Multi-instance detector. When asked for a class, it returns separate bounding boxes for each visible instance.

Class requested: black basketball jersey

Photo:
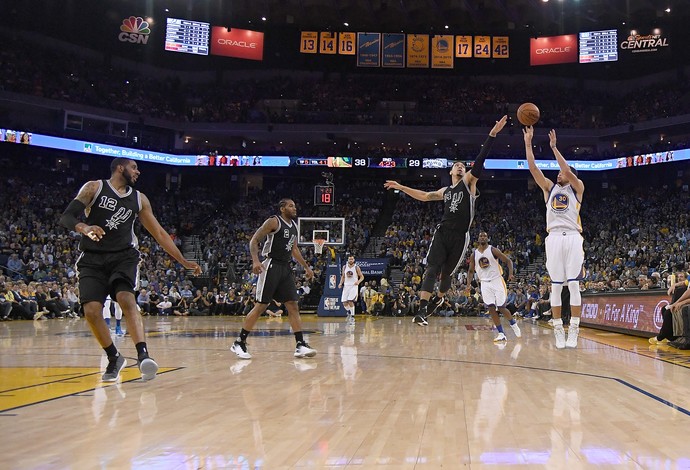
[440,180,476,233]
[80,180,141,253]
[261,215,297,263]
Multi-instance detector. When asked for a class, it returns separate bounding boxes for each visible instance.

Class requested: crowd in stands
[2,31,689,134]
[1,148,689,333]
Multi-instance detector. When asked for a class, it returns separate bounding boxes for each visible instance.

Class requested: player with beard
[60,158,202,382]
[384,115,508,326]
[466,231,521,342]
[524,127,585,349]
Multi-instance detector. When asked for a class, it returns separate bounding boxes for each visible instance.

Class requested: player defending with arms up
[231,198,316,359]
[466,231,521,342]
[384,116,508,326]
[60,158,202,382]
[524,127,585,349]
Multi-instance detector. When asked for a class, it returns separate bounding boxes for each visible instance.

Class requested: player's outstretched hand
[184,261,202,276]
[489,115,508,137]
[549,129,558,148]
[384,180,402,191]
[305,266,314,280]
[523,126,534,143]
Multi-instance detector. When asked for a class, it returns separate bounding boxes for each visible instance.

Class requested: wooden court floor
[1,315,690,469]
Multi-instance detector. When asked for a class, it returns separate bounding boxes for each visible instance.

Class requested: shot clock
[314,185,335,206]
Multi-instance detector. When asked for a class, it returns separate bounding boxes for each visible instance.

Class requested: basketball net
[313,238,326,255]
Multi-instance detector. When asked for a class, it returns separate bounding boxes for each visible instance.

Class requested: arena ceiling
[212,0,683,34]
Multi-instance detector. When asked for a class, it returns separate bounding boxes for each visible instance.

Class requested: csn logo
[536,46,571,54]
[118,16,151,44]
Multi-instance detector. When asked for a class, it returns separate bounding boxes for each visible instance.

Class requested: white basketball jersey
[474,246,502,282]
[343,263,358,286]
[546,184,582,233]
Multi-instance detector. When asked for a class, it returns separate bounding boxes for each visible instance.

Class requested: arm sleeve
[470,135,496,178]
[59,199,86,231]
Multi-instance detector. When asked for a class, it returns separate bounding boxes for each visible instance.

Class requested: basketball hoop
[313,238,326,255]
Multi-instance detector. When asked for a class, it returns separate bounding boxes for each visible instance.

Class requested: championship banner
[473,36,491,58]
[210,27,264,61]
[530,34,577,65]
[431,35,454,69]
[492,36,509,58]
[300,31,318,53]
[357,32,381,67]
[319,32,336,54]
[455,35,472,58]
[339,32,356,55]
[382,33,405,68]
[619,28,671,56]
[407,34,429,68]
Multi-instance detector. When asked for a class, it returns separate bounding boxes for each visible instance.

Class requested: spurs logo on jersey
[445,191,464,213]
[105,207,133,230]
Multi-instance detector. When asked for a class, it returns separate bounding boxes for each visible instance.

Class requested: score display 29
[314,185,335,206]
[352,158,423,168]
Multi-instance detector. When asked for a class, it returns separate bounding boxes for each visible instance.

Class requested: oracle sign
[530,35,577,65]
[211,27,264,60]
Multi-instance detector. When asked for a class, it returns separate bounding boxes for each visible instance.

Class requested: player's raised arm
[384,180,445,201]
[523,126,553,198]
[549,129,585,197]
[464,115,507,186]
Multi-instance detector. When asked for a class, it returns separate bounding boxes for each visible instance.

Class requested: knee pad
[568,281,581,306]
[421,264,441,293]
[550,283,563,307]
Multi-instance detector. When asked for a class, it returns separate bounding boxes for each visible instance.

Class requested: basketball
[517,102,540,126]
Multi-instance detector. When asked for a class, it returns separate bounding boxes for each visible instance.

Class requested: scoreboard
[579,29,618,63]
[165,18,210,55]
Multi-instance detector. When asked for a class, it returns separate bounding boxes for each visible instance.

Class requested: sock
[135,342,148,358]
[104,343,118,360]
[116,319,121,328]
[571,317,580,327]
[419,299,429,313]
[294,331,304,344]
[105,317,110,327]
[509,319,516,325]
[553,318,563,328]
[239,328,250,343]
[496,325,504,334]
[349,306,355,316]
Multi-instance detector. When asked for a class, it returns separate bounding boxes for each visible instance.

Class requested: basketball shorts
[424,226,470,276]
[76,248,141,305]
[545,231,585,284]
[480,277,507,307]
[255,259,299,304]
[341,285,359,303]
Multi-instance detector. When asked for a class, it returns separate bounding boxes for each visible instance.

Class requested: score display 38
[352,158,422,168]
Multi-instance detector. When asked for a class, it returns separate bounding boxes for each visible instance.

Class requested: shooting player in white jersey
[466,232,521,342]
[524,127,585,349]
[338,255,364,323]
